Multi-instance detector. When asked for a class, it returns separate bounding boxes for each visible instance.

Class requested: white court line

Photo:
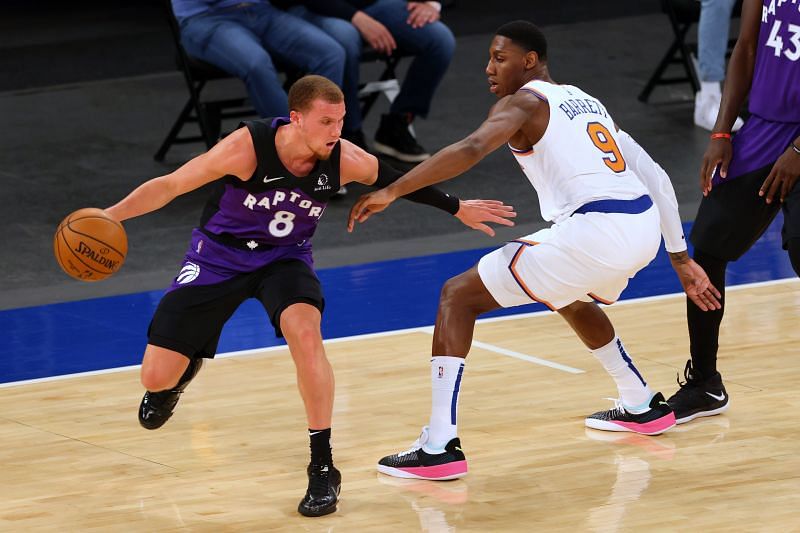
[1,277,796,389]
[469,340,584,374]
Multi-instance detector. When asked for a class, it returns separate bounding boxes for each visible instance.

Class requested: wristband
[791,142,800,155]
[710,133,732,140]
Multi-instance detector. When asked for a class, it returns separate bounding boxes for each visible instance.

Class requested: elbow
[456,136,488,165]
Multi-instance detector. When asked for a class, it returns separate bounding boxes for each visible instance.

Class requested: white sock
[699,81,721,97]
[427,356,465,448]
[591,337,653,412]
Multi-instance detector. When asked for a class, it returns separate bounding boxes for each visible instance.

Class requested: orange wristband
[710,132,732,140]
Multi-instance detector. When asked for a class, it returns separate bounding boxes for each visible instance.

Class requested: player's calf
[139,358,204,430]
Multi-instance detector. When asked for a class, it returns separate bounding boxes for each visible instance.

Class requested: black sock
[309,428,332,466]
[687,249,727,379]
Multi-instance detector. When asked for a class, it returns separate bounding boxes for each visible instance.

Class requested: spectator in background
[284,0,455,163]
[694,0,744,131]
[171,0,345,119]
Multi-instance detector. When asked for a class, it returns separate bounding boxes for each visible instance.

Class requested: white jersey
[510,80,648,223]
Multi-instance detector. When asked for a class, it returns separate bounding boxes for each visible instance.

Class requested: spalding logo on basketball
[176,262,201,285]
[54,207,127,282]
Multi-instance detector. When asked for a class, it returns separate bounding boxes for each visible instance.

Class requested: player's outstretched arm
[340,140,516,235]
[105,128,257,222]
[347,93,534,228]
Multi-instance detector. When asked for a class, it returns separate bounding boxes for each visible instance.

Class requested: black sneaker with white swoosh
[666,360,730,424]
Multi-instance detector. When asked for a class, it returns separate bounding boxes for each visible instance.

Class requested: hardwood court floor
[1,280,798,531]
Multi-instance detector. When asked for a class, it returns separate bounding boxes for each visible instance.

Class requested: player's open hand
[759,145,800,204]
[700,138,733,196]
[347,188,398,232]
[670,256,722,311]
[454,199,516,237]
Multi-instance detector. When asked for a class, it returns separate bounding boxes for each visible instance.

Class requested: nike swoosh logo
[706,391,726,401]
[455,446,462,452]
[263,176,287,183]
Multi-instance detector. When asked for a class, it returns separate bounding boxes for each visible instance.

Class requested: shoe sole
[377,462,467,481]
[675,402,730,425]
[297,485,341,517]
[372,141,431,163]
[585,413,676,436]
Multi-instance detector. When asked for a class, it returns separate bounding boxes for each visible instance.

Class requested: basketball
[53,207,127,281]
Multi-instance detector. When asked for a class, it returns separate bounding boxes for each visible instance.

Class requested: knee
[334,25,362,60]
[422,24,455,64]
[281,310,323,359]
[140,365,179,392]
[440,273,492,316]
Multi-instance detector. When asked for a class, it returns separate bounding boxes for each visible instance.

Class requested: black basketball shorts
[147,259,325,359]
[690,163,800,261]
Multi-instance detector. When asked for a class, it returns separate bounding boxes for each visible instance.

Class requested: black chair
[639,0,741,103]
[155,1,407,161]
[638,0,702,103]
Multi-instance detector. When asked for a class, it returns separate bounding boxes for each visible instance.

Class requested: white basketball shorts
[478,205,661,310]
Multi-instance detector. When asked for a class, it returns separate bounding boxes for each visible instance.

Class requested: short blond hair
[288,75,344,113]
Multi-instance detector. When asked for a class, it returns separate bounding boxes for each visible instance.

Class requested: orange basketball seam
[64,223,127,257]
[58,227,115,277]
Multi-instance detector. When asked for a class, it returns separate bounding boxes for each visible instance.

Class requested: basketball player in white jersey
[347,20,722,480]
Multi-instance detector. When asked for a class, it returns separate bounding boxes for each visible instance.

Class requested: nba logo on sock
[438,366,444,378]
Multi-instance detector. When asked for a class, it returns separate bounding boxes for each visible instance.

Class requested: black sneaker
[378,426,468,480]
[138,358,204,430]
[667,360,729,424]
[373,113,431,163]
[585,392,676,435]
[298,463,341,517]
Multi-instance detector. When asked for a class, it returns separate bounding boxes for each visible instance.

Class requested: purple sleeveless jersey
[167,117,343,291]
[714,0,800,184]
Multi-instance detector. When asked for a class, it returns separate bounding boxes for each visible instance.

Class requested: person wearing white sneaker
[694,0,744,131]
[351,22,725,479]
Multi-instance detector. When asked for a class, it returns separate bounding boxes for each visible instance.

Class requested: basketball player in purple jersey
[103,76,515,516]
[667,0,800,424]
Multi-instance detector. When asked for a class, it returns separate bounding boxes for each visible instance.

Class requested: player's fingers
[689,293,709,312]
[765,172,782,204]
[760,169,777,200]
[781,174,792,202]
[706,281,721,300]
[488,215,515,227]
[474,223,495,237]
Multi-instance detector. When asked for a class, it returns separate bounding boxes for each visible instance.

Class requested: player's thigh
[690,164,781,260]
[478,211,658,311]
[256,259,325,338]
[148,276,253,360]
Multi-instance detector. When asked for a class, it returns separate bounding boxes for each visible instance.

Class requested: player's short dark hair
[288,75,344,113]
[495,20,547,61]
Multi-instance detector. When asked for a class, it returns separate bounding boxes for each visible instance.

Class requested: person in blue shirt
[171,0,346,118]
[283,0,455,163]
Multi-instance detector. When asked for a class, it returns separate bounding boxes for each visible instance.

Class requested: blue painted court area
[2,218,794,384]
